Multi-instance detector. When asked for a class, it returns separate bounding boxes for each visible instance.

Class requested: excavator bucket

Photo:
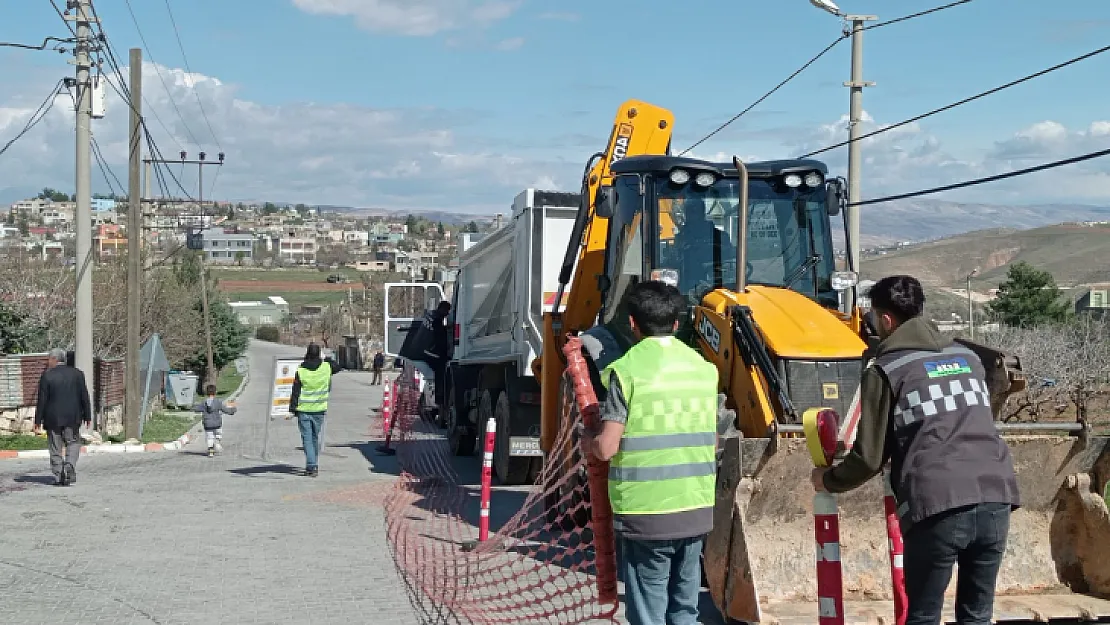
[705,431,1110,624]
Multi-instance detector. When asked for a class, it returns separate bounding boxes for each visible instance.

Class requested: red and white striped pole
[376,379,399,455]
[804,408,844,625]
[478,416,496,542]
[883,470,908,625]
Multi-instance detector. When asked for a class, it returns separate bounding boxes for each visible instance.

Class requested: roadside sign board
[269,357,302,418]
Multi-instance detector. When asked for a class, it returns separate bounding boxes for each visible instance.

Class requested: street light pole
[811,1,876,310]
[966,268,979,340]
[845,14,876,286]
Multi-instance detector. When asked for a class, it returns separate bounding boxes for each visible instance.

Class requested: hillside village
[4,189,502,347]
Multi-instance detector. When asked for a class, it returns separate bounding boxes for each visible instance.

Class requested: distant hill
[860,222,1110,318]
[840,199,1110,248]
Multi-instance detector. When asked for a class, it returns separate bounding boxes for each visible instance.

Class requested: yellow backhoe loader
[535,99,1110,623]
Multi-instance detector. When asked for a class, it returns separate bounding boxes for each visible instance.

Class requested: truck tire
[491,391,533,486]
[446,376,476,456]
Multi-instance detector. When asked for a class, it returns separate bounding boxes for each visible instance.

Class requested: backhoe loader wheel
[492,391,533,485]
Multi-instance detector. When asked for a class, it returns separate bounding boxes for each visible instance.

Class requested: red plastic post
[377,379,399,454]
[478,417,496,542]
[813,409,844,625]
[378,383,392,436]
[883,471,908,625]
[562,335,618,610]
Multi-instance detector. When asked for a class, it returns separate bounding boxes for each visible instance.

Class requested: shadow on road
[13,474,56,485]
[227,463,302,477]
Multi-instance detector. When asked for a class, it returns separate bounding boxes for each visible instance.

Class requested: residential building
[275,235,316,265]
[369,221,406,245]
[459,232,485,253]
[229,296,290,327]
[200,227,255,264]
[95,224,127,259]
[1077,289,1109,319]
[343,230,369,246]
[92,198,117,212]
[349,260,390,272]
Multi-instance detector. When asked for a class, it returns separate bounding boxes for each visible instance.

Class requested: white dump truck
[442,189,581,485]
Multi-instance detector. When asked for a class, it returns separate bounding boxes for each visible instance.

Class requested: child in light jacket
[193,384,237,457]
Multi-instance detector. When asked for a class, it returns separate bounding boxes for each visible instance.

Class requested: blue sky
[1,0,1108,211]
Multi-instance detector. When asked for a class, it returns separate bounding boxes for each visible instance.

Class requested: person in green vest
[289,343,342,477]
[580,280,720,625]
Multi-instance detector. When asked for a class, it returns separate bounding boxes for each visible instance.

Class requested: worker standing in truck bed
[812,275,1021,625]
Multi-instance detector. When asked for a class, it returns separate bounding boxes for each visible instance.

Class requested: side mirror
[595,185,616,219]
[826,179,844,216]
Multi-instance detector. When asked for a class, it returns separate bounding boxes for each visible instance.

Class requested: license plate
[508,437,543,457]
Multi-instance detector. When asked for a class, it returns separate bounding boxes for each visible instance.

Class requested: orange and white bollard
[376,379,398,455]
[804,408,844,625]
[883,471,908,625]
[478,417,496,542]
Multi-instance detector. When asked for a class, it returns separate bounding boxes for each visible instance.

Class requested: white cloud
[291,0,521,37]
[777,112,1110,205]
[495,37,525,51]
[3,60,1109,214]
[537,11,580,21]
[0,62,573,212]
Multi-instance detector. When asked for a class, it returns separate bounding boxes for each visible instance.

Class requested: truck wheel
[492,391,532,486]
[447,376,476,456]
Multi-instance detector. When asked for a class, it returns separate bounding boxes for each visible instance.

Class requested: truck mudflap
[705,434,1110,624]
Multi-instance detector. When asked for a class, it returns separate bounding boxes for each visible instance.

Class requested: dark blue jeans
[297,411,326,469]
[903,502,1011,625]
[618,534,704,625]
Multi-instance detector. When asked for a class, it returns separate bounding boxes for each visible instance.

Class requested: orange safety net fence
[379,365,619,625]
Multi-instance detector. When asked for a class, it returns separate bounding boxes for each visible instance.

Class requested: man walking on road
[812,275,1021,625]
[371,351,385,385]
[289,343,342,477]
[580,281,719,625]
[32,348,92,487]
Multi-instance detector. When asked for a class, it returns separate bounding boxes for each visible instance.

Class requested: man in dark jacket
[32,348,92,486]
[422,301,452,407]
[811,275,1020,625]
[289,343,342,476]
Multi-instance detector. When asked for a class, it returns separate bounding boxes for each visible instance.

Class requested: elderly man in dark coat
[32,348,92,486]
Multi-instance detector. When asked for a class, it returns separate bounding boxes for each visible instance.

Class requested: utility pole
[125,47,143,439]
[71,0,96,412]
[147,153,223,386]
[845,14,876,286]
[966,268,979,340]
[348,287,355,335]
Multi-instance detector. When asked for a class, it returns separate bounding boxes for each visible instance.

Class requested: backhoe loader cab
[596,155,854,325]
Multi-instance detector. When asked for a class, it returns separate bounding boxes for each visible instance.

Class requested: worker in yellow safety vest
[580,280,719,625]
[289,343,342,477]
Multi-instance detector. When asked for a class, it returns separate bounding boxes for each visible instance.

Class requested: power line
[678,34,847,156]
[849,147,1110,208]
[0,80,63,159]
[0,36,74,51]
[120,0,201,149]
[91,135,126,195]
[88,1,185,154]
[47,0,78,37]
[798,42,1110,159]
[84,19,198,203]
[863,0,973,31]
[163,0,222,150]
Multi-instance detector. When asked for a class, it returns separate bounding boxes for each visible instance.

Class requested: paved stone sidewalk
[0,340,418,625]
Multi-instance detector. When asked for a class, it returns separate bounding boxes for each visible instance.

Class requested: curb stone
[0,428,198,461]
[0,361,250,461]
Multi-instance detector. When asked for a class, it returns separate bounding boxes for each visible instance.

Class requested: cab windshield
[655,176,837,306]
